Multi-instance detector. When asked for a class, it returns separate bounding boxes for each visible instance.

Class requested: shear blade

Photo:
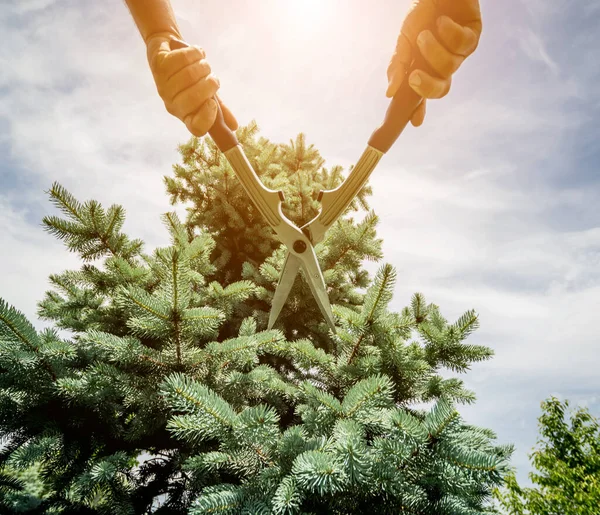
[268,252,301,330]
[299,246,336,331]
[268,247,336,332]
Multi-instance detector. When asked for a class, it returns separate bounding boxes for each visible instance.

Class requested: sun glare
[280,0,334,34]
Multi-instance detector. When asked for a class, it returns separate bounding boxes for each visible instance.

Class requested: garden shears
[170,39,434,332]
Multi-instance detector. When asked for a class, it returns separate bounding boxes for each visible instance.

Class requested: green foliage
[494,396,600,514]
[166,124,381,343]
[162,370,510,514]
[0,123,511,512]
[0,462,57,513]
[43,182,143,262]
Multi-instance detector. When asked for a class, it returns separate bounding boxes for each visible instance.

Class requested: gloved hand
[386,0,482,127]
[145,33,238,136]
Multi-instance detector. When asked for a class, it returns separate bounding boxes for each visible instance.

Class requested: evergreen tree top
[0,123,511,513]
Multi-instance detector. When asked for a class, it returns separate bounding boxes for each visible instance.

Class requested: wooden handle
[368,43,439,153]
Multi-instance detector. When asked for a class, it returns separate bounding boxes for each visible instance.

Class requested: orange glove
[386,0,483,127]
[145,33,238,137]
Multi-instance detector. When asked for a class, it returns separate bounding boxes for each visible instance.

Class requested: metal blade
[299,246,336,332]
[268,252,301,330]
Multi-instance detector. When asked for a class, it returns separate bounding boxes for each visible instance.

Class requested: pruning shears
[170,39,433,332]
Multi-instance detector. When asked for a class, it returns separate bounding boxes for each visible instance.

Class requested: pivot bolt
[293,240,307,253]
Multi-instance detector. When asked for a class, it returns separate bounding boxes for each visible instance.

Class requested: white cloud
[517,28,560,75]
[6,0,60,15]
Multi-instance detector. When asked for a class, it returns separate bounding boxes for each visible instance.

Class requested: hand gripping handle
[168,38,287,232]
[169,38,238,153]
[368,40,440,154]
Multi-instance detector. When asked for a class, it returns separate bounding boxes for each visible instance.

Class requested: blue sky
[1,0,599,490]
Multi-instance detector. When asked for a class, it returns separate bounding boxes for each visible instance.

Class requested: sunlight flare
[279,0,335,35]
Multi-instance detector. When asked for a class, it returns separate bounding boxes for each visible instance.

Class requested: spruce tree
[0,122,512,513]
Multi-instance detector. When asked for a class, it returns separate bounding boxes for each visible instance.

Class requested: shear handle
[168,38,238,153]
[368,40,441,154]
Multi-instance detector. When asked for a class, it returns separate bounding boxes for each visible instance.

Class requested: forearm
[124,0,182,43]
